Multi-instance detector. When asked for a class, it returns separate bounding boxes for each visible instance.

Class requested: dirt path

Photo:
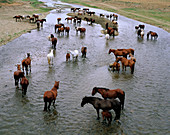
[0,1,50,46]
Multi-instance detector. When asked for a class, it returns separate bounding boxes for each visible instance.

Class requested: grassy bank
[60,0,170,32]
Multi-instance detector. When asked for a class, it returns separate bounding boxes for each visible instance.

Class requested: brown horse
[108,49,128,58]
[109,61,120,73]
[33,14,39,20]
[14,64,24,88]
[81,47,87,58]
[22,53,31,75]
[58,27,65,35]
[147,31,158,40]
[75,27,86,35]
[66,53,70,61]
[20,76,29,95]
[64,27,70,35]
[43,81,59,111]
[65,17,73,23]
[92,87,125,110]
[13,15,23,22]
[116,57,135,74]
[57,18,61,24]
[51,37,57,49]
[101,110,112,125]
[54,23,64,33]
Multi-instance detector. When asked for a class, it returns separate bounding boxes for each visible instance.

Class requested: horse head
[108,49,115,54]
[81,96,89,107]
[92,87,98,96]
[54,81,59,89]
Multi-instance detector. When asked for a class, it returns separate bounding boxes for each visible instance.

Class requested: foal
[101,110,112,125]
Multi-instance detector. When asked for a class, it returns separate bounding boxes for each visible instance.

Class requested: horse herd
[13,6,158,125]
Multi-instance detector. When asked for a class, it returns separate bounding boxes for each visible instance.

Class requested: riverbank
[60,0,170,33]
[0,0,53,46]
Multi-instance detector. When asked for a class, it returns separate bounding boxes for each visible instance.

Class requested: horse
[116,57,135,74]
[139,24,145,29]
[101,110,112,125]
[75,27,86,35]
[47,49,54,66]
[55,23,64,33]
[108,49,128,58]
[81,96,121,120]
[84,17,91,24]
[113,14,118,20]
[33,14,39,20]
[81,47,87,58]
[67,50,79,60]
[13,15,23,22]
[43,81,59,111]
[147,31,158,40]
[39,19,46,27]
[109,61,120,73]
[92,87,125,110]
[58,27,65,35]
[14,64,24,88]
[137,29,144,39]
[117,48,134,55]
[22,53,31,75]
[51,36,57,49]
[20,76,29,95]
[66,53,70,61]
[57,18,61,24]
[65,17,73,23]
[29,17,34,23]
[36,20,40,29]
[64,27,70,35]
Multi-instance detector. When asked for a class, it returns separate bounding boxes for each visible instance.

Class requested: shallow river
[0,0,169,134]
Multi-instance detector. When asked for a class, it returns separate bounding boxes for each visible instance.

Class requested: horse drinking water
[43,81,59,111]
[92,87,125,110]
[81,96,121,120]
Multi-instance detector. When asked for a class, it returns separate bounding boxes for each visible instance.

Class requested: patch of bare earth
[0,1,49,46]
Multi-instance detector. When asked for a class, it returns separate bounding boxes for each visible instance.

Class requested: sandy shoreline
[0,1,50,46]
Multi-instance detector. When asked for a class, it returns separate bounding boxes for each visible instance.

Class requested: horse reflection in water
[81,96,121,120]
[43,81,60,111]
[92,87,125,110]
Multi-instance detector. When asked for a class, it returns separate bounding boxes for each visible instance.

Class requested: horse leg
[48,101,51,111]
[53,100,56,108]
[15,79,19,88]
[122,64,124,71]
[44,102,48,111]
[96,109,100,120]
[29,64,31,73]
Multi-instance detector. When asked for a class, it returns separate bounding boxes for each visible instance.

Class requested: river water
[0,0,169,134]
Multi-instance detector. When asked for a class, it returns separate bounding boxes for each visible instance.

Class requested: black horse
[81,96,121,120]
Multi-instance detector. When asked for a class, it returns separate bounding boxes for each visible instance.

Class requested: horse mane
[94,87,110,91]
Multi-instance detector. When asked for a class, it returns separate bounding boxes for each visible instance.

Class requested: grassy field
[60,0,170,32]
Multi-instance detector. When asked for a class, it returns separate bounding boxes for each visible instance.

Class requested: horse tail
[122,91,125,110]
[47,57,50,65]
[131,63,135,74]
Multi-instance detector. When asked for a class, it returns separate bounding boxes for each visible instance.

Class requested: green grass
[0,0,13,3]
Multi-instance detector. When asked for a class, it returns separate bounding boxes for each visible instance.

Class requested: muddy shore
[0,0,51,46]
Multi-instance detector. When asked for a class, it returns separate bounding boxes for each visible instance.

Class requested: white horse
[47,49,54,66]
[105,34,110,40]
[67,50,79,60]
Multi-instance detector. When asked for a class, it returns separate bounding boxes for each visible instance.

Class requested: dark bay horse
[20,76,29,95]
[92,87,125,110]
[50,34,57,49]
[22,53,31,75]
[81,96,121,120]
[14,64,24,88]
[43,81,59,111]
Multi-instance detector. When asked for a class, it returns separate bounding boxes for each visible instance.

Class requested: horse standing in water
[14,64,24,88]
[47,49,54,66]
[22,53,31,75]
[147,31,158,40]
[109,61,120,73]
[137,29,144,39]
[92,87,125,110]
[20,76,29,95]
[81,96,121,120]
[43,81,59,111]
[81,47,87,58]
[50,34,57,49]
[101,110,112,125]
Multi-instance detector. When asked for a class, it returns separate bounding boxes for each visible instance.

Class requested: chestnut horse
[55,23,64,33]
[75,27,86,35]
[109,61,120,73]
[14,64,24,88]
[116,57,135,74]
[43,81,59,111]
[50,34,57,49]
[147,31,158,40]
[81,47,87,58]
[22,53,31,75]
[92,87,125,110]
[101,110,112,125]
[65,17,73,23]
[64,27,70,35]
[20,76,29,95]
[108,49,128,58]
[66,53,70,61]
